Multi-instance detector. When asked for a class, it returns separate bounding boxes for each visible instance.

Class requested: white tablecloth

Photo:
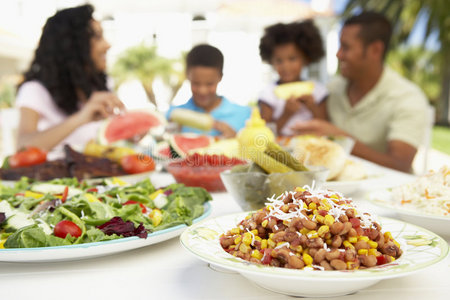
[1,167,449,300]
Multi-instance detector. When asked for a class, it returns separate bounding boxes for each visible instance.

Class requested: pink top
[15,81,102,152]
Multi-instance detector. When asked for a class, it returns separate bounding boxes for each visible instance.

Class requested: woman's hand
[74,91,125,125]
[213,120,236,138]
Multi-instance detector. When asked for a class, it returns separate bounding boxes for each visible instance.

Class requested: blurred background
[0,0,449,163]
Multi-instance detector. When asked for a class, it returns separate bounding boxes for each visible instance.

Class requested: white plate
[368,189,450,238]
[180,212,449,298]
[0,202,211,263]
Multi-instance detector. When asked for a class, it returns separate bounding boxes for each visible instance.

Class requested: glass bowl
[166,157,247,192]
[220,167,329,211]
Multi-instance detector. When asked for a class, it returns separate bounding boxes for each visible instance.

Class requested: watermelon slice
[98,110,166,144]
[152,141,172,161]
[169,133,212,158]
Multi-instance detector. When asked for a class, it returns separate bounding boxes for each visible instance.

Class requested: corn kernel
[261,220,268,228]
[358,236,369,242]
[368,241,378,249]
[324,215,335,226]
[234,236,242,245]
[300,228,309,235]
[307,230,318,238]
[384,232,393,240]
[390,256,396,262]
[251,250,263,260]
[368,249,378,256]
[316,215,325,224]
[245,215,251,220]
[276,242,288,248]
[318,225,329,237]
[343,241,355,249]
[242,232,253,245]
[348,237,358,243]
[230,227,240,235]
[283,220,290,226]
[393,240,400,248]
[326,239,332,245]
[254,236,262,242]
[330,194,339,199]
[358,249,368,255]
[296,187,305,192]
[303,253,313,265]
[303,203,308,209]
[281,205,289,213]
[232,252,238,257]
[267,239,276,248]
[269,233,274,239]
[261,239,268,249]
[292,245,303,253]
[250,229,258,235]
[313,209,318,215]
[308,202,317,210]
[239,243,250,253]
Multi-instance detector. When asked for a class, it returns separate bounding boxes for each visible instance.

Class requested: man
[291,11,429,172]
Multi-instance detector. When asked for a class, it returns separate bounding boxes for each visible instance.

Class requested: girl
[258,20,327,136]
[15,4,124,152]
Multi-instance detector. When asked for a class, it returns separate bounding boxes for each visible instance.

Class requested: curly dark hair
[259,20,325,64]
[21,4,107,115]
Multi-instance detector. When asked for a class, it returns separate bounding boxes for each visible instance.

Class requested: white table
[0,169,449,300]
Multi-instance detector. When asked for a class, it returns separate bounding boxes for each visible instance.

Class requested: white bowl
[180,212,449,298]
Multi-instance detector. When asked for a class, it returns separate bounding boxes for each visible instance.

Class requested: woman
[15,4,124,152]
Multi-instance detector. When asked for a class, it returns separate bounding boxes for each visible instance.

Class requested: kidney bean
[339,215,349,223]
[346,209,355,218]
[330,259,347,270]
[344,248,357,262]
[331,235,342,248]
[325,249,341,261]
[340,222,353,235]
[288,255,305,269]
[301,218,317,230]
[250,257,262,264]
[284,231,298,243]
[368,228,380,240]
[220,237,234,248]
[381,241,400,257]
[359,254,377,267]
[320,260,333,270]
[268,218,277,229]
[306,238,324,248]
[298,235,308,247]
[270,258,281,267]
[309,248,318,257]
[354,240,370,251]
[273,248,290,264]
[347,228,357,237]
[314,248,327,263]
[376,233,385,247]
[330,222,344,235]
[256,225,266,236]
[290,217,303,231]
[272,231,287,243]
[253,211,266,224]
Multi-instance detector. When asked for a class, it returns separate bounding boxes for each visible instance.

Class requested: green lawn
[432,126,450,155]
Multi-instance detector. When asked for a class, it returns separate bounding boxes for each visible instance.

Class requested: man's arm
[290,119,416,173]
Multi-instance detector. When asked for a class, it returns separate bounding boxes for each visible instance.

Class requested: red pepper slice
[61,186,69,203]
[86,188,98,193]
[123,200,147,213]
[14,193,25,196]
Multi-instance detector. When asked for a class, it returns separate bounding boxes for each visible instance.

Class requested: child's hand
[213,120,236,138]
[297,94,315,111]
[283,97,302,116]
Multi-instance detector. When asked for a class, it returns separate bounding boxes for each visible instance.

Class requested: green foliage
[0,78,16,108]
[387,46,441,102]
[432,126,450,155]
[111,44,185,107]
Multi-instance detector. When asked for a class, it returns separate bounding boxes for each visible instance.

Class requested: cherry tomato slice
[54,220,82,238]
[120,154,155,174]
[9,147,47,168]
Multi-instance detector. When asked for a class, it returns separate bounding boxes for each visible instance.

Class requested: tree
[112,44,185,108]
[342,0,450,125]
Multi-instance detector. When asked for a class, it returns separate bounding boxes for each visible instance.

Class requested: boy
[166,44,251,138]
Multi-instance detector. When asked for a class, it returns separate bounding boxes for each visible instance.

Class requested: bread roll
[292,137,346,180]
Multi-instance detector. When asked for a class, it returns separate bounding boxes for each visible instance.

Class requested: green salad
[0,177,212,249]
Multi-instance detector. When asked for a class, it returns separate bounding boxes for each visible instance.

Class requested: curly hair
[22,4,107,115]
[259,20,325,64]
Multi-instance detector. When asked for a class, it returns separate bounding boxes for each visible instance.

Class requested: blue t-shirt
[166,97,251,136]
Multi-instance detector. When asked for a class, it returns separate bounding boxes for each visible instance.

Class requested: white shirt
[15,81,102,153]
[258,80,328,136]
